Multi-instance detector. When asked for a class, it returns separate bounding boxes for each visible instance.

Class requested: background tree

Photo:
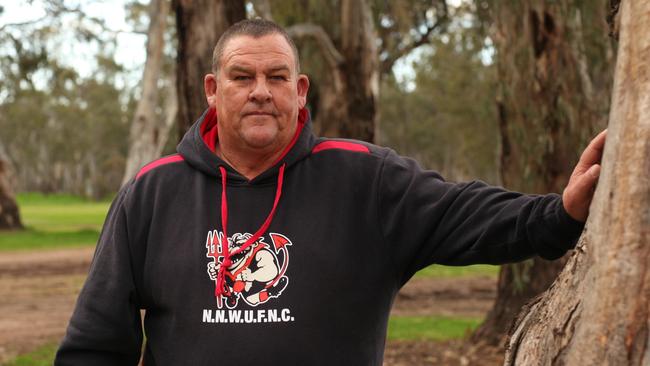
[274,0,455,143]
[378,2,499,182]
[173,0,246,138]
[0,147,23,230]
[0,6,23,229]
[277,0,378,142]
[372,0,450,78]
[505,1,650,362]
[471,0,616,345]
[0,3,132,199]
[122,0,176,185]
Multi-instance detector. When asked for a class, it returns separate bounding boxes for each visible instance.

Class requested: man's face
[204,34,309,154]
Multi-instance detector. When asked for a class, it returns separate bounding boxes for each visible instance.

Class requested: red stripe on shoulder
[135,155,185,180]
[312,141,370,154]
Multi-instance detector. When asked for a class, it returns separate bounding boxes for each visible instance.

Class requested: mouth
[228,247,252,269]
[243,111,276,117]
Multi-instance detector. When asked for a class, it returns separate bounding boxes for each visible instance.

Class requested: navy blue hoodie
[55,108,583,365]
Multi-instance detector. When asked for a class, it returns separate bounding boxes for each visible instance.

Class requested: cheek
[274,89,298,110]
[218,89,247,112]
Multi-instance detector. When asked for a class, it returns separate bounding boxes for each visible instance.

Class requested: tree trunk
[0,141,23,230]
[287,0,378,143]
[473,0,615,345]
[474,258,567,346]
[337,0,379,142]
[505,1,649,363]
[173,0,245,140]
[122,0,172,185]
[0,159,23,230]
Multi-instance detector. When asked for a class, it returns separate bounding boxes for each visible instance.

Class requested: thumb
[564,164,601,221]
[586,164,601,183]
[576,164,601,198]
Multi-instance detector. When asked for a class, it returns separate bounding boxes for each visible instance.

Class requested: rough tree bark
[287,0,379,142]
[173,0,245,139]
[473,0,615,345]
[122,0,174,185]
[0,160,23,230]
[505,0,649,363]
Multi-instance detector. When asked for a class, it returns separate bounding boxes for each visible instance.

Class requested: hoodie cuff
[530,195,585,260]
[552,196,585,250]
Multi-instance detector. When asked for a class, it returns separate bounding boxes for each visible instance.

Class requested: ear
[296,74,310,109]
[204,73,218,108]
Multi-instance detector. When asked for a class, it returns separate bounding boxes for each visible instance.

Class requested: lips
[242,106,278,117]
[244,111,276,116]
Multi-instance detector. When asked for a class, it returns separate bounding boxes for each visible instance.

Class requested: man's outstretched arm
[377,132,608,283]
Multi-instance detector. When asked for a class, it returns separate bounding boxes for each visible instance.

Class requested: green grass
[2,316,480,364]
[16,193,110,232]
[2,343,57,366]
[415,264,499,278]
[0,193,111,251]
[0,229,101,251]
[15,192,100,205]
[387,316,482,341]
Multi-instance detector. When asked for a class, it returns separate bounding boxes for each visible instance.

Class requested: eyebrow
[226,65,254,74]
[267,65,291,73]
[226,64,291,74]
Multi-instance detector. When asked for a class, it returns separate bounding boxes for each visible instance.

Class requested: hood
[177,107,316,184]
[177,107,315,307]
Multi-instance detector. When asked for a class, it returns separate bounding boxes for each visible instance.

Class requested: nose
[249,77,272,103]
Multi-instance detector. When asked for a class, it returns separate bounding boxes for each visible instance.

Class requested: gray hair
[212,18,300,74]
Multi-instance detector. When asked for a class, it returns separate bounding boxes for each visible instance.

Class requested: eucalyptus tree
[173,0,246,138]
[505,1,650,363]
[0,1,131,199]
[122,0,177,185]
[472,0,616,345]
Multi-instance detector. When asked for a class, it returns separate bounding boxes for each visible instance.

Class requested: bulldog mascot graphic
[207,232,291,309]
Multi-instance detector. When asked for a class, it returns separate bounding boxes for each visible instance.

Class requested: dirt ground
[0,248,94,363]
[385,276,503,366]
[0,248,502,365]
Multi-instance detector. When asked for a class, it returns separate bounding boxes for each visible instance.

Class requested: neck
[216,140,289,180]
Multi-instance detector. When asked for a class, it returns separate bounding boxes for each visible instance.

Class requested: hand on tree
[562,129,607,222]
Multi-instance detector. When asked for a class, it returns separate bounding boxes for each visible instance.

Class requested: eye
[233,75,252,81]
[270,75,288,81]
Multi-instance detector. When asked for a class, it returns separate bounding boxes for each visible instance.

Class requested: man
[55,19,605,365]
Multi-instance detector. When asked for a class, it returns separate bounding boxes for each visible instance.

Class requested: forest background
[0,0,499,199]
[0,0,627,365]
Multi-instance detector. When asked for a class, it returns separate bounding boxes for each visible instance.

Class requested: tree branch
[0,1,145,35]
[380,11,447,75]
[286,23,344,69]
[0,16,48,32]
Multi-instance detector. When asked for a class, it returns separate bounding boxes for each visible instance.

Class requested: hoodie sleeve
[377,149,584,284]
[55,184,143,366]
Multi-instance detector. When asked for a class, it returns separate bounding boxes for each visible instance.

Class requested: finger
[572,164,601,201]
[577,130,607,170]
[564,164,601,221]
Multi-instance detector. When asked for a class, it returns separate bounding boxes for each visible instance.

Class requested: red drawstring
[214,164,286,301]
[215,166,230,299]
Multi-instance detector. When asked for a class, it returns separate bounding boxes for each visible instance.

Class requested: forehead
[221,34,296,71]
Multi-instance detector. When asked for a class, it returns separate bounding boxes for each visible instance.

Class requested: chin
[241,128,280,149]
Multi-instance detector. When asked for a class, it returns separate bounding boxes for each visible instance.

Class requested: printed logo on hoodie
[206,231,291,310]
